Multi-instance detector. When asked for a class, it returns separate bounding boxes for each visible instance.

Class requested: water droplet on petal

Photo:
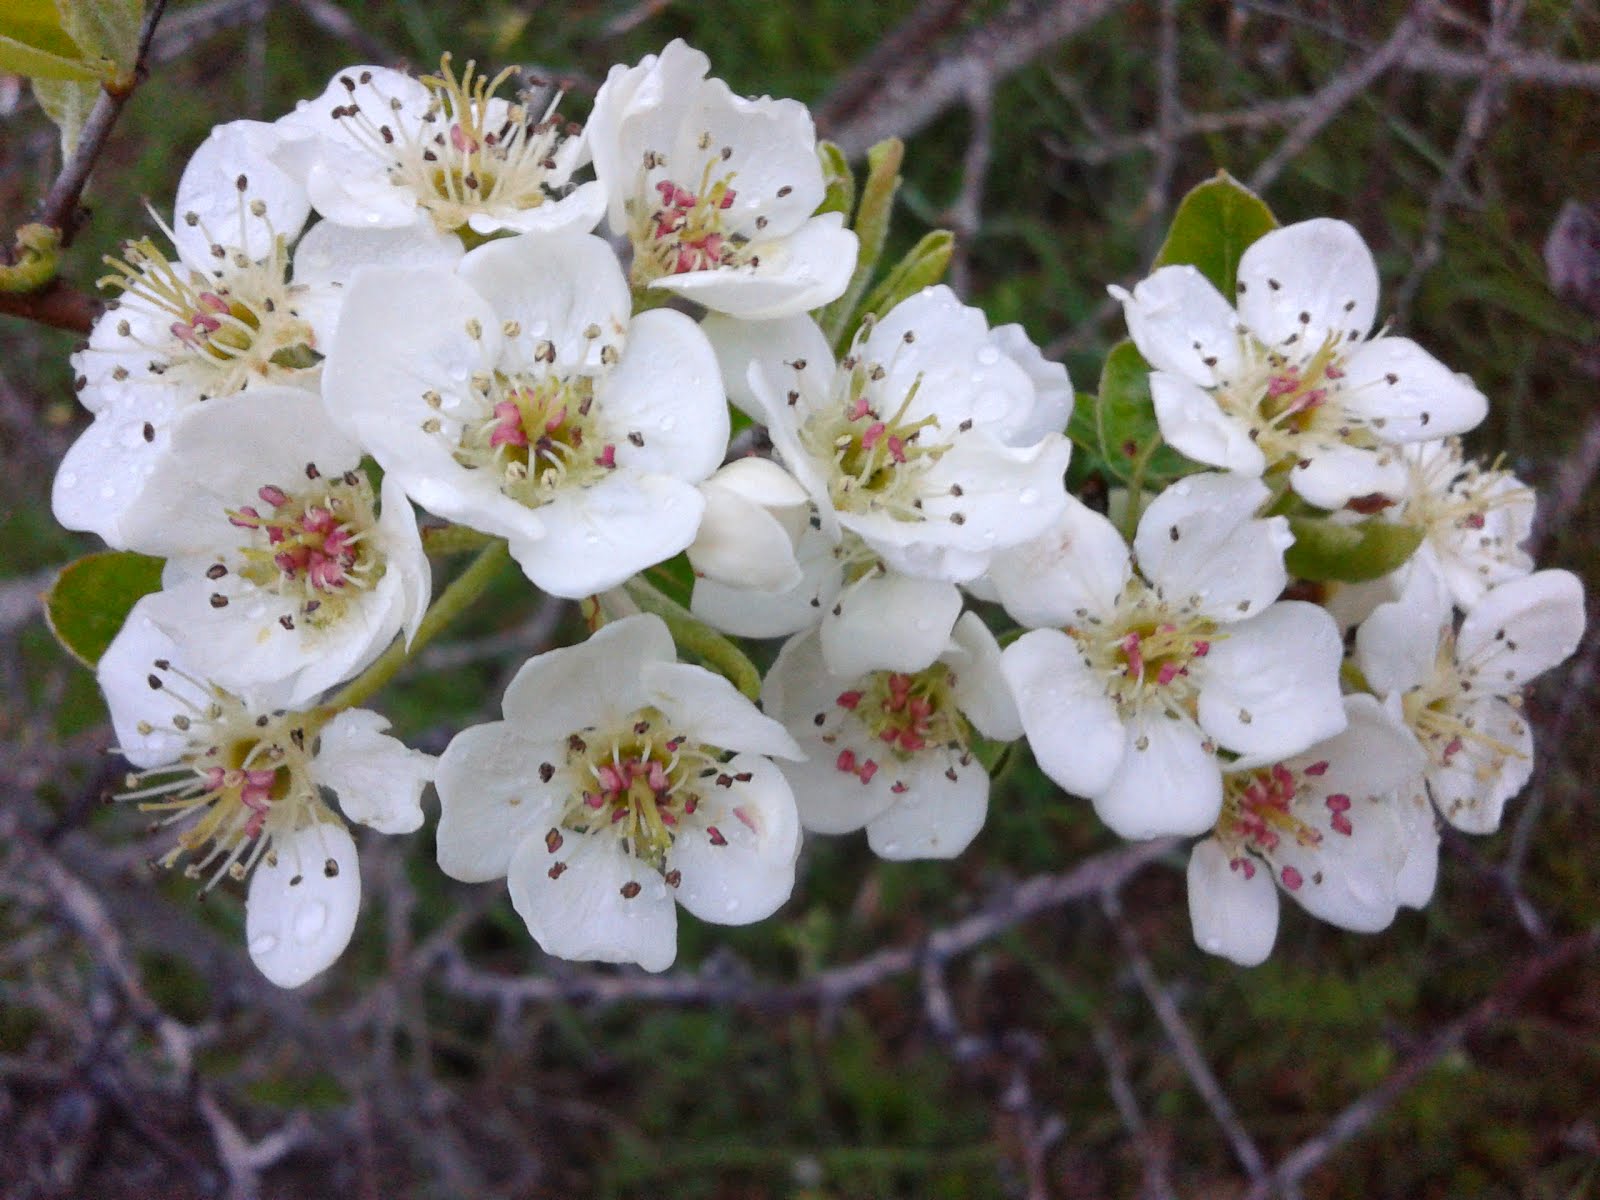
[880,841,901,855]
[99,484,116,500]
[1019,487,1038,505]
[292,900,327,941]
[58,471,77,489]
[976,346,1001,367]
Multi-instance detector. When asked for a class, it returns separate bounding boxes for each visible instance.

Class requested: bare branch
[437,838,1174,1011]
[1103,892,1270,1187]
[820,0,1126,158]
[1248,926,1600,1199]
[1249,0,1441,193]
[0,277,97,333]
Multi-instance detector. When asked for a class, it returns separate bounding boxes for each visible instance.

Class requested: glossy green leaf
[1284,517,1425,583]
[58,0,144,79]
[0,0,98,79]
[1094,340,1192,484]
[44,551,164,668]
[1153,170,1279,296]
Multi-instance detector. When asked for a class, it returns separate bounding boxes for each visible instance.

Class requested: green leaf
[1153,170,1279,297]
[44,551,165,668]
[814,140,854,218]
[1066,390,1099,454]
[855,229,953,325]
[0,0,99,80]
[57,0,143,80]
[32,76,97,157]
[1284,517,1425,583]
[1094,340,1192,484]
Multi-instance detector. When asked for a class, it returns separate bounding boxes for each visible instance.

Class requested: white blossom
[277,59,604,243]
[687,457,809,592]
[99,598,434,988]
[434,614,803,972]
[1357,567,1585,833]
[105,390,429,707]
[1111,219,1487,509]
[762,613,1020,859]
[323,230,727,597]
[588,39,856,318]
[998,473,1346,840]
[1187,696,1426,966]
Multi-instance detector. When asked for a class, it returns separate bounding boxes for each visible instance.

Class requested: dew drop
[880,841,901,855]
[1019,487,1038,506]
[58,471,77,489]
[659,415,677,432]
[292,900,328,941]
[99,484,116,500]
[975,346,1001,367]
[248,933,279,956]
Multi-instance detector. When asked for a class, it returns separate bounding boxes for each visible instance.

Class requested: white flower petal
[501,613,673,733]
[1339,337,1487,441]
[703,312,834,421]
[1393,784,1440,909]
[458,232,630,375]
[435,721,564,882]
[174,120,310,268]
[1092,716,1222,839]
[666,753,800,924]
[291,219,463,346]
[1198,601,1346,759]
[508,831,678,972]
[949,611,1022,742]
[314,709,433,834]
[1135,472,1289,621]
[692,523,843,639]
[645,661,802,760]
[1355,566,1452,697]
[1428,695,1533,834]
[1002,629,1124,797]
[988,321,1073,445]
[1110,266,1244,387]
[1457,570,1585,691]
[653,212,858,319]
[1149,372,1266,474]
[1289,443,1409,511]
[598,307,728,483]
[821,571,961,675]
[988,495,1131,628]
[246,821,360,989]
[865,755,989,860]
[1236,219,1377,353]
[1187,838,1278,966]
[506,474,706,599]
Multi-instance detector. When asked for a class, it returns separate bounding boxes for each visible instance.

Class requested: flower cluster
[53,42,1583,987]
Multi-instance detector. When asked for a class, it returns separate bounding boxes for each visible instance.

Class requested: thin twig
[1102,891,1270,1188]
[1247,925,1600,1199]
[1248,0,1440,193]
[0,278,97,333]
[820,0,1126,157]
[1394,0,1527,320]
[438,839,1174,1011]
[1092,1019,1180,1200]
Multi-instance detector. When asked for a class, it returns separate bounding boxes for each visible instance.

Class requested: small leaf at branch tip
[854,229,954,331]
[1284,516,1425,583]
[1153,171,1279,296]
[45,551,165,669]
[0,222,63,292]
[814,140,854,218]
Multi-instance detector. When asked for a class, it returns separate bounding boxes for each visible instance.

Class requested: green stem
[325,538,511,711]
[1119,438,1164,541]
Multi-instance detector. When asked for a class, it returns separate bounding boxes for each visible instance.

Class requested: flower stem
[325,537,511,711]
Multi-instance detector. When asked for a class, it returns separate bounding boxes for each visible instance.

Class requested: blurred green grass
[3,2,1599,1197]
